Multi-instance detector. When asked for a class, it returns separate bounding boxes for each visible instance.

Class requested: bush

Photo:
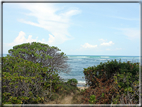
[82,60,139,104]
[2,55,53,104]
[67,78,78,87]
[83,59,139,88]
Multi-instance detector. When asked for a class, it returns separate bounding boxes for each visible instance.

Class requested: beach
[77,86,88,90]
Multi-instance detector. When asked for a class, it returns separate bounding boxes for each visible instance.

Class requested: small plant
[89,95,98,104]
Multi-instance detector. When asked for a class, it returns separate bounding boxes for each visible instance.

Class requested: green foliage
[8,42,70,73]
[2,55,51,104]
[55,80,78,93]
[67,78,78,87]
[111,94,120,104]
[89,95,98,104]
[2,42,71,104]
[112,67,139,103]
[83,59,139,88]
[101,93,105,98]
[83,59,139,104]
[80,89,86,94]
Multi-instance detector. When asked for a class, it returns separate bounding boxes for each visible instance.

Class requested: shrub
[67,78,78,87]
[83,59,139,88]
[2,55,53,104]
[82,60,139,104]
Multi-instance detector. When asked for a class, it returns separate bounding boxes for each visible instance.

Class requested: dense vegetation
[2,42,79,105]
[82,60,140,104]
[2,56,48,104]
[2,42,140,105]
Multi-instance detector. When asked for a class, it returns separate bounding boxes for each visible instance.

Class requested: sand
[77,87,88,90]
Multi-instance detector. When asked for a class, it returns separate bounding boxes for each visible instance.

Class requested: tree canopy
[2,42,71,104]
[8,42,70,74]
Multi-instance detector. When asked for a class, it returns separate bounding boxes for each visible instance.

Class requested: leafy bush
[82,60,139,104]
[2,55,53,104]
[67,78,78,87]
[83,59,139,88]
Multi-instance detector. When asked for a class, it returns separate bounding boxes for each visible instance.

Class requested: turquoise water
[2,54,140,86]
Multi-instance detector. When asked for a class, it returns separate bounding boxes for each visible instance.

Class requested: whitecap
[78,81,86,84]
[100,56,109,58]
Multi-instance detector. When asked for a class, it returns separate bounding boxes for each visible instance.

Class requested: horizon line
[2,54,140,57]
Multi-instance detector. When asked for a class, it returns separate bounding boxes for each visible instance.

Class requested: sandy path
[60,94,73,104]
[44,87,87,104]
[78,87,88,90]
[44,92,74,104]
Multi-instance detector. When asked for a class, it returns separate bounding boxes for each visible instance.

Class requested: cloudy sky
[3,3,140,56]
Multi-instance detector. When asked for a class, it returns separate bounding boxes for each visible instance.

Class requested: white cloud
[101,41,114,46]
[61,9,81,17]
[82,43,97,49]
[47,34,55,44]
[17,3,81,45]
[7,31,44,47]
[13,31,26,43]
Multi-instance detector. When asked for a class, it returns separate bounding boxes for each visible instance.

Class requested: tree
[8,42,70,81]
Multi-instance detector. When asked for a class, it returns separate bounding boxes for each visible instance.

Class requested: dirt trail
[60,93,74,104]
[44,87,87,104]
[44,92,74,104]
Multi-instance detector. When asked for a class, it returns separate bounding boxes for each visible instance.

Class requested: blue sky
[3,3,140,56]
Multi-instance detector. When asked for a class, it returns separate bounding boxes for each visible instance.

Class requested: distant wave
[100,56,110,58]
[67,55,101,59]
[77,81,87,87]
[67,55,139,59]
[78,81,86,84]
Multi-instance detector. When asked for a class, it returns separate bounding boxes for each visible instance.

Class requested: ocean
[2,54,140,87]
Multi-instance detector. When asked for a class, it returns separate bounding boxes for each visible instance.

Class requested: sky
[3,3,140,56]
